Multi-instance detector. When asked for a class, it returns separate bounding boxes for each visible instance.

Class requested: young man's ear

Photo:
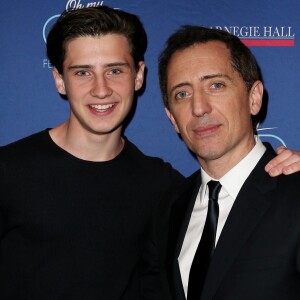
[134,61,145,91]
[52,68,66,95]
[165,107,180,134]
[249,80,264,116]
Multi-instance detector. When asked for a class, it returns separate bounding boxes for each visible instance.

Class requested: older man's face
[165,41,263,175]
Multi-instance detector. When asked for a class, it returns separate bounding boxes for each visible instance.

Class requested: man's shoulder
[248,147,300,211]
[0,130,48,160]
[124,137,185,180]
[1,130,47,149]
[177,169,201,196]
[186,169,201,183]
[124,138,163,162]
[276,170,300,190]
[163,169,200,214]
[254,145,300,187]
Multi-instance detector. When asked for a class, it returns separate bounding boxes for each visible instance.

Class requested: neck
[199,136,256,179]
[49,121,124,162]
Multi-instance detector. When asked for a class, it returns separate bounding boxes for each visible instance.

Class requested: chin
[195,147,224,161]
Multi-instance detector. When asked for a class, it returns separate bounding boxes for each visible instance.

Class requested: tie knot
[207,180,222,202]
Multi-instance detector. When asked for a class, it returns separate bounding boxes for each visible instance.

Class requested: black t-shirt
[0,130,184,300]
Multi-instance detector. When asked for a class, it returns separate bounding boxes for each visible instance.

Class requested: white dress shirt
[178,137,266,297]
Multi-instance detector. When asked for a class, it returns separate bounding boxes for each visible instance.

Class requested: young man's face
[165,41,263,173]
[53,34,144,137]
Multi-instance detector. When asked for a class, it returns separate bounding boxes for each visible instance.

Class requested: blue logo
[42,14,60,43]
[257,126,287,147]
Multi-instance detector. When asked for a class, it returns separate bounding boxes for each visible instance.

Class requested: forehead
[167,41,235,85]
[64,34,132,62]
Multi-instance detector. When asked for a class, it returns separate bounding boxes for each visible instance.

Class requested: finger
[265,149,300,174]
[265,149,295,172]
[282,161,300,175]
[274,148,294,162]
[266,155,300,176]
[275,145,287,155]
[266,166,282,177]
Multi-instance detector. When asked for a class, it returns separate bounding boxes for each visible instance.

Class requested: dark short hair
[47,6,147,74]
[158,25,262,110]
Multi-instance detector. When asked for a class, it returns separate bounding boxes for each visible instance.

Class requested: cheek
[64,80,81,93]
[116,78,135,94]
[176,113,193,137]
[227,107,251,137]
[171,106,187,122]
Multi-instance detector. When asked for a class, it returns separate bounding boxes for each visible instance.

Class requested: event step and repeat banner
[1,0,299,176]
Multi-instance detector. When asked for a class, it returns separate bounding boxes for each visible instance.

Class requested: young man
[0,7,184,300]
[0,7,299,300]
[148,25,300,299]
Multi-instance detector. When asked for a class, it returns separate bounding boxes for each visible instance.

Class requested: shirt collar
[200,136,266,200]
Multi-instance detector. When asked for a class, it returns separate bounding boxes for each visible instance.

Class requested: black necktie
[187,180,222,300]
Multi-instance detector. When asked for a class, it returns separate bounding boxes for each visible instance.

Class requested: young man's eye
[76,70,89,76]
[110,69,121,75]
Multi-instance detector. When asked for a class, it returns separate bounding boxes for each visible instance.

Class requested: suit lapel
[166,171,202,300]
[201,149,278,299]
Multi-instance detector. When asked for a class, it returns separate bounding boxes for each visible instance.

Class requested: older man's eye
[212,82,224,89]
[175,91,188,99]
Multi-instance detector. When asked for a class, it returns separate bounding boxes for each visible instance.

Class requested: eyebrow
[67,62,130,70]
[200,73,232,81]
[169,73,232,95]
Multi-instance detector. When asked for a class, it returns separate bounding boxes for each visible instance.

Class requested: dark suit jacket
[143,146,300,300]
